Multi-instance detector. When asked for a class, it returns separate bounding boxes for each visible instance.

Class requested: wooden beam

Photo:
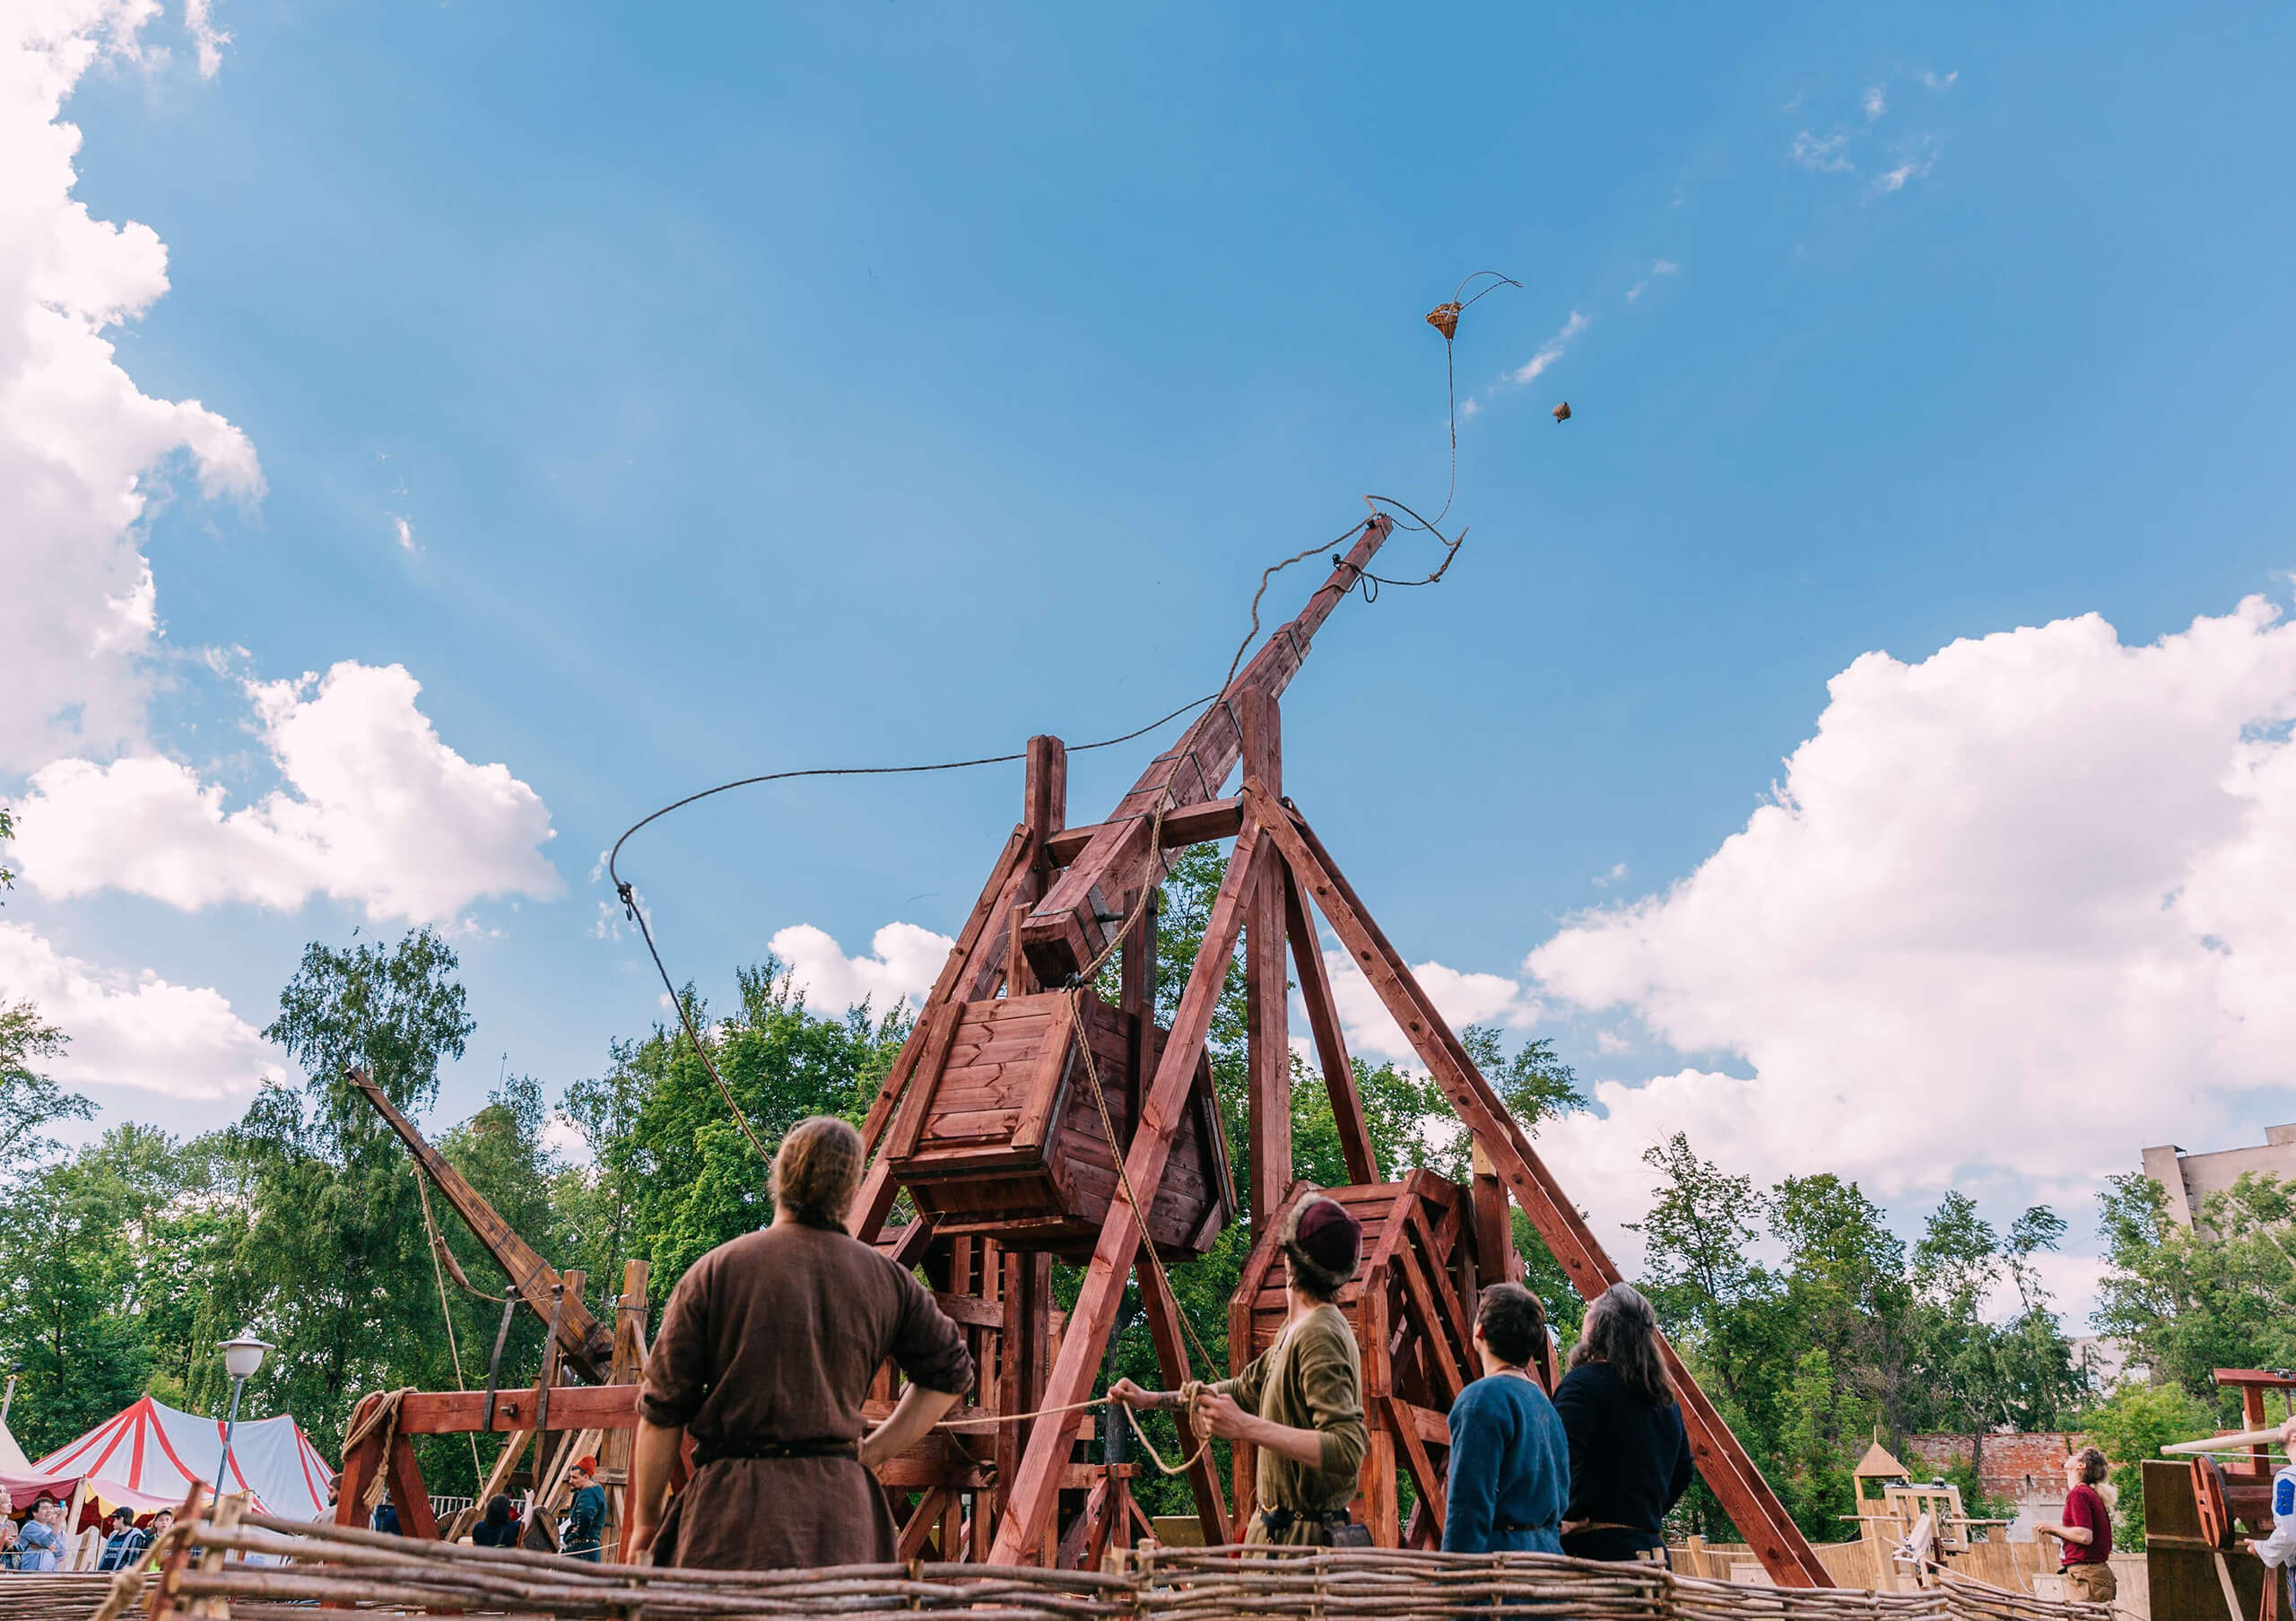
[1135,1258,1230,1547]
[346,1070,611,1381]
[1284,861,1378,1186]
[1242,689,1290,1235]
[378,1385,642,1435]
[1383,1395,1448,1533]
[1242,782,1834,1590]
[1042,798,1245,868]
[988,822,1266,1564]
[1019,518,1391,985]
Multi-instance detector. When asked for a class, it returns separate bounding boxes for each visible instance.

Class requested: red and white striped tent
[25,1395,335,1519]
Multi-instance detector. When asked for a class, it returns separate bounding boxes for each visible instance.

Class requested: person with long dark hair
[1552,1283,1692,1564]
[469,1495,519,1549]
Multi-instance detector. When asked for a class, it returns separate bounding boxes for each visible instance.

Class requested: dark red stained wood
[1244,782,1832,1590]
[1383,1394,1448,1532]
[1406,1201,1476,1384]
[347,1071,611,1381]
[1135,1257,1231,1547]
[382,1437,439,1542]
[1018,518,1391,986]
[1241,691,1291,1239]
[384,1385,642,1435]
[888,999,967,1164]
[858,824,1031,1155]
[1042,797,1246,869]
[1393,1223,1466,1404]
[1285,862,1379,1187]
[987,821,1266,1564]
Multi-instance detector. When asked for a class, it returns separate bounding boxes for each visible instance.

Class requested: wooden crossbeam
[1017,517,1391,985]
[1042,797,1244,868]
[987,820,1268,1564]
[1239,780,1833,1590]
[1286,863,1379,1185]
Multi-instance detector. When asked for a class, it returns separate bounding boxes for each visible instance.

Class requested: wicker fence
[28,1509,2112,1621]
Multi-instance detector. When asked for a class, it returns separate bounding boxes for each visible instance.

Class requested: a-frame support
[840,515,1829,1586]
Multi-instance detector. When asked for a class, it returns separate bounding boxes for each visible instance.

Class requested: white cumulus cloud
[0,921,283,1100]
[1317,944,1535,1066]
[769,921,956,1016]
[0,0,263,771]
[18,661,562,923]
[1527,595,2296,1264]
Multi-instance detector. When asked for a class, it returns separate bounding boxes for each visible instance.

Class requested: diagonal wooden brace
[1239,780,1833,1590]
[987,820,1269,1564]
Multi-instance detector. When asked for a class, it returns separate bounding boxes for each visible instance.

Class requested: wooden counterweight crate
[887,989,1235,1259]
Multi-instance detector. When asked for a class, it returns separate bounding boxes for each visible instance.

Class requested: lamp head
[217,1330,274,1382]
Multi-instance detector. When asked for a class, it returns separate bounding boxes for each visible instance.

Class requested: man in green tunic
[1112,1194,1370,1544]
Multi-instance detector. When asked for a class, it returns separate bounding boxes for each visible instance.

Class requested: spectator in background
[561,1459,607,1561]
[142,1510,174,1572]
[371,1495,402,1538]
[469,1495,520,1549]
[15,1499,65,1571]
[96,1507,148,1573]
[2036,1445,2116,1606]
[1552,1284,1692,1565]
[1442,1283,1569,1555]
[0,1487,14,1570]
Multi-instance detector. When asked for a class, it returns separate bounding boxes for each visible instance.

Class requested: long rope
[916,1389,1212,1477]
[411,1172,487,1478]
[611,693,1221,1164]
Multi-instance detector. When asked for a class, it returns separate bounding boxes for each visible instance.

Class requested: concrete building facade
[2142,1124,2296,1227]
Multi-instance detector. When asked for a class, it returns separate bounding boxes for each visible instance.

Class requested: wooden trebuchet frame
[831,516,1838,1584]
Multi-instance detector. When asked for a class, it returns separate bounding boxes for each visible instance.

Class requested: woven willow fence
[36,1510,2110,1621]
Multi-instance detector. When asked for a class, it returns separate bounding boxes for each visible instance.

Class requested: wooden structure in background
[2142,1367,2296,1618]
[841,514,1834,1586]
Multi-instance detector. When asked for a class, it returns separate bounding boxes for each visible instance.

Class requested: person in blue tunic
[1441,1282,1570,1555]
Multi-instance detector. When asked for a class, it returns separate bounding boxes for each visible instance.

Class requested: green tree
[2077,1381,2215,1549]
[0,1000,92,1176]
[2094,1170,2296,1407]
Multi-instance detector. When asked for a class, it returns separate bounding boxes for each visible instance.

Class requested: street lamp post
[213,1332,274,1499]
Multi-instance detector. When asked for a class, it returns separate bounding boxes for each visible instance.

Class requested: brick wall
[1904,1431,2085,1504]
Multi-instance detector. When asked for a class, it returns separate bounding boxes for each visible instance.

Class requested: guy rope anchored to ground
[604,273,1522,1451]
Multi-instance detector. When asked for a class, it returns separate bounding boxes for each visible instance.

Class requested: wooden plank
[988,821,1266,1564]
[1043,797,1246,868]
[1013,996,1075,1155]
[1135,1256,1231,1547]
[383,1385,641,1435]
[1384,1395,1447,1534]
[1244,782,1835,1590]
[1242,687,1291,1237]
[1019,517,1391,985]
[1285,863,1378,1186]
[382,1437,439,1541]
[1406,1200,1476,1384]
[1392,1225,1465,1404]
[346,1070,611,1380]
[857,824,1031,1154]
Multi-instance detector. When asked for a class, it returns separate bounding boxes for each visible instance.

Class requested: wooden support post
[1241,781,1834,1590]
[1241,690,1290,1234]
[1285,862,1379,1186]
[988,823,1267,1564]
[1119,887,1158,1138]
[1135,1257,1230,1546]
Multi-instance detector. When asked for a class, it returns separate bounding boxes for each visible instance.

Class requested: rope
[920,1388,1213,1478]
[411,1171,490,1479]
[610,694,1220,1165]
[605,273,1515,1171]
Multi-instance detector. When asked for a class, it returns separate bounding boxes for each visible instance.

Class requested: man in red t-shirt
[2037,1445,2115,1605]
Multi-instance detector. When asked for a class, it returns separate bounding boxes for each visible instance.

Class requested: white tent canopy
[0,1415,31,1476]
[30,1395,335,1519]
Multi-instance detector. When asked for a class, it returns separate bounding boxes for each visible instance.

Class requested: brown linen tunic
[637,1221,973,1571]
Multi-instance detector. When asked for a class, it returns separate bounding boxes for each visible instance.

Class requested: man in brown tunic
[627,1116,974,1569]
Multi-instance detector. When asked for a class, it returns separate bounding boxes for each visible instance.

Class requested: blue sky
[9,1,2296,1320]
